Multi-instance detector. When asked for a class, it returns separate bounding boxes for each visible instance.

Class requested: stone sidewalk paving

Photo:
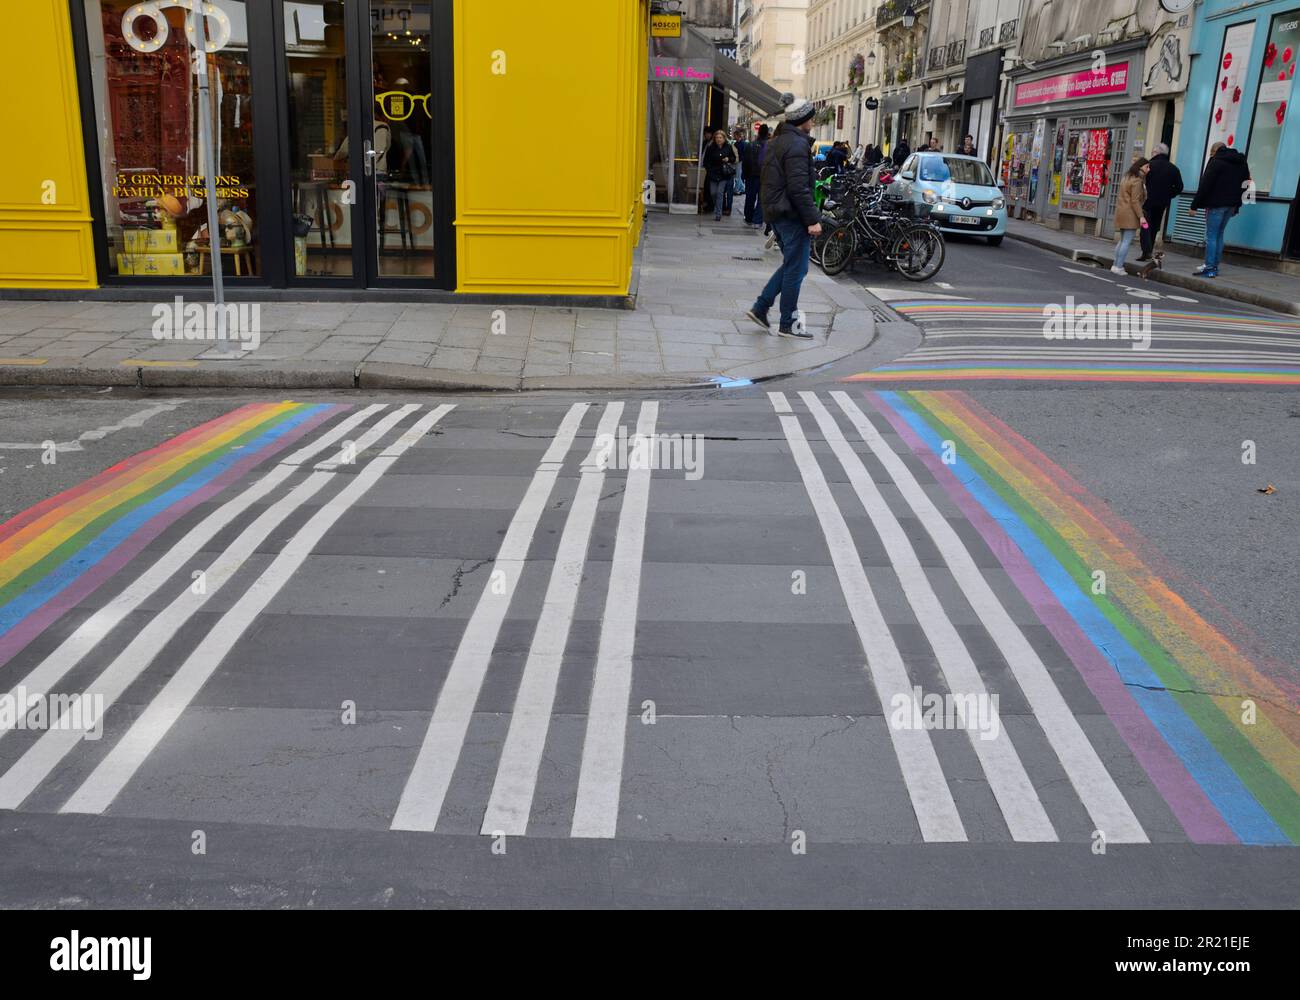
[1006,217,1300,316]
[0,212,876,390]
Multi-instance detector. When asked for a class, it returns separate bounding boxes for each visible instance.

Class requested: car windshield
[919,156,996,186]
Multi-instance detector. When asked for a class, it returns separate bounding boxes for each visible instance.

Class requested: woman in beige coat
[1112,157,1150,273]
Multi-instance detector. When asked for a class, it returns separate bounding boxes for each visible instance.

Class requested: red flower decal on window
[1285,46,1294,63]
[1264,42,1277,67]
[1224,52,1233,69]
[1277,101,1288,125]
[1234,86,1242,102]
[1221,76,1228,90]
[1227,134,1235,146]
[1216,107,1224,123]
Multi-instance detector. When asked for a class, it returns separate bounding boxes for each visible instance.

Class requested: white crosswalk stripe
[0,396,1177,845]
[0,404,433,810]
[769,390,967,842]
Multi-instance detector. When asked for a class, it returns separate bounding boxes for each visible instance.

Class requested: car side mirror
[900,170,915,180]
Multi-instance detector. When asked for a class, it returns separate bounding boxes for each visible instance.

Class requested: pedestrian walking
[742,124,768,228]
[1111,157,1150,274]
[1136,142,1183,262]
[864,143,882,167]
[702,129,738,222]
[892,137,911,168]
[1188,141,1252,278]
[746,98,821,339]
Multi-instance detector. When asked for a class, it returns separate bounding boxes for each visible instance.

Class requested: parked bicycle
[814,169,946,281]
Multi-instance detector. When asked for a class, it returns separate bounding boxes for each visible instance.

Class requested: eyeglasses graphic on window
[375,90,432,121]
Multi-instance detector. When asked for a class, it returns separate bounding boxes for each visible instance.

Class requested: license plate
[949,215,980,225]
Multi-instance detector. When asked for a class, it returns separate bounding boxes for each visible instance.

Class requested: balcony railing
[877,0,928,30]
[946,39,965,65]
[999,18,1018,44]
[928,47,944,71]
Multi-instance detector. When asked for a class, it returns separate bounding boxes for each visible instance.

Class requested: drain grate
[732,255,763,261]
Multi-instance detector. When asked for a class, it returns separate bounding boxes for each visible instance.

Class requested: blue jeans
[1114,228,1136,268]
[754,216,811,329]
[709,178,729,219]
[1204,206,1233,269]
[743,183,762,224]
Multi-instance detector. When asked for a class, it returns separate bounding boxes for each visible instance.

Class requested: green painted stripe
[900,391,1300,843]
[0,406,303,610]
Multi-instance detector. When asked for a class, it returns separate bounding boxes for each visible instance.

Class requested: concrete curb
[0,307,877,393]
[1006,229,1300,316]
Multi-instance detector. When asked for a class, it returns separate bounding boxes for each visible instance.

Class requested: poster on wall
[1205,21,1257,165]
[1244,10,1300,193]
[1059,128,1111,217]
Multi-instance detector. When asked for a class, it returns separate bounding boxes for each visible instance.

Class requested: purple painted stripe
[0,404,348,672]
[863,390,1238,846]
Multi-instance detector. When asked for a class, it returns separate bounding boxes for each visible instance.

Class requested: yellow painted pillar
[453,0,648,296]
[0,0,97,289]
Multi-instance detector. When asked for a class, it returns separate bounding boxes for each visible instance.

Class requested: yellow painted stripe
[0,403,296,590]
[124,360,201,368]
[0,358,49,366]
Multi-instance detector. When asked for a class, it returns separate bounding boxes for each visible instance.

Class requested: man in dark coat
[1189,142,1251,278]
[892,137,911,168]
[746,99,821,339]
[742,124,769,227]
[1136,142,1184,262]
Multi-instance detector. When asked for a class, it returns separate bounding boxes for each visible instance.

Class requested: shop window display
[84,0,258,277]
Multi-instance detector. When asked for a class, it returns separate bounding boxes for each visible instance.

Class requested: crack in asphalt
[438,558,492,611]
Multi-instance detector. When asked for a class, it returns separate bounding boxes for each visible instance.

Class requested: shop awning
[927,91,963,111]
[651,26,787,117]
[712,47,786,116]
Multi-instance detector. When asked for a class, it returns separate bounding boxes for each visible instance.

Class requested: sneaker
[1135,255,1152,263]
[1110,265,1126,275]
[778,326,813,339]
[745,308,771,331]
[1193,263,1212,275]
[1201,268,1219,278]
[764,233,778,251]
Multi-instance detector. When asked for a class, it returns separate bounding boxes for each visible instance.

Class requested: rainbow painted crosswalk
[847,301,1300,384]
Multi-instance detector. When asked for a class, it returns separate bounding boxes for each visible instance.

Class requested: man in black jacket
[1136,143,1184,262]
[1188,142,1251,278]
[742,124,768,227]
[746,99,822,339]
[892,137,911,168]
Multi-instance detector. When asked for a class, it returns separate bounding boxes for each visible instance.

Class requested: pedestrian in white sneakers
[1111,157,1149,275]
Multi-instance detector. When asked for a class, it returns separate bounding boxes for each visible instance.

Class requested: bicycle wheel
[892,226,945,281]
[819,225,856,276]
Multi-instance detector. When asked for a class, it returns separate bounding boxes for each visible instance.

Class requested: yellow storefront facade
[1,0,649,301]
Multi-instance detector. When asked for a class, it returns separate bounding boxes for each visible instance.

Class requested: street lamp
[902,4,917,29]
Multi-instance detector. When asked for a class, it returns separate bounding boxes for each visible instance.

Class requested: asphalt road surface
[0,236,1296,908]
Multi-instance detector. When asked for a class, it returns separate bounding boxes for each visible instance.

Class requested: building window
[1243,9,1300,195]
[84,0,259,278]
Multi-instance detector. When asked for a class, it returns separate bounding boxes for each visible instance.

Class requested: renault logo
[960,196,972,210]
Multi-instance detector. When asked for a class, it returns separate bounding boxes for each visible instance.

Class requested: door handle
[364,140,376,177]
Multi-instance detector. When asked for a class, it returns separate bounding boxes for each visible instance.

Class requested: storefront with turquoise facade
[1174,0,1300,259]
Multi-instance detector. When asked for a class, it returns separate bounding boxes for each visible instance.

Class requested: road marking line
[831,390,1149,843]
[800,391,1057,842]
[767,392,965,842]
[481,404,625,836]
[0,405,420,810]
[571,401,658,839]
[0,400,187,452]
[0,358,48,366]
[124,360,200,368]
[391,403,590,833]
[59,405,453,815]
[0,404,389,749]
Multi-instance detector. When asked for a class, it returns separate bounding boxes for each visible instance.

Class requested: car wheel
[987,235,1004,246]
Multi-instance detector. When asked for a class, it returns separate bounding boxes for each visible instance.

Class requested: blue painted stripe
[873,361,1300,374]
[877,390,1290,845]
[0,404,329,638]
